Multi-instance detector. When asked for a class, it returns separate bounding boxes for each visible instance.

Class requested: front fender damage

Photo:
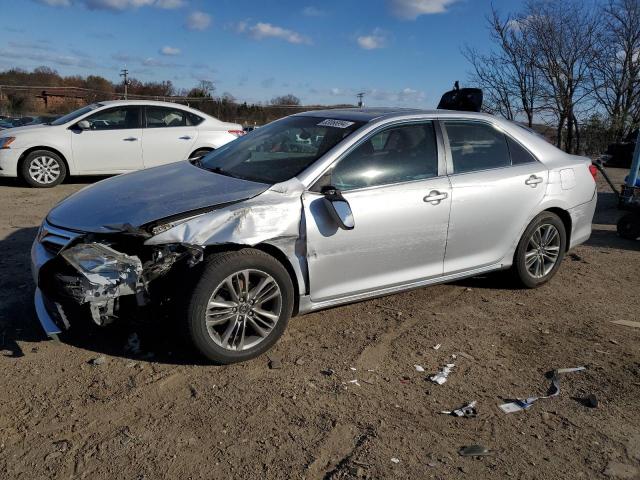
[54,179,305,327]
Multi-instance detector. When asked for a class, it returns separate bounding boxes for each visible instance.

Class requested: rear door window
[444,121,510,174]
[145,106,196,128]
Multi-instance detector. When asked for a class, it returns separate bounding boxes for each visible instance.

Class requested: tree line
[464,0,640,155]
[0,67,310,125]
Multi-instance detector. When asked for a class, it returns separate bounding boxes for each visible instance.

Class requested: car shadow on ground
[0,227,208,366]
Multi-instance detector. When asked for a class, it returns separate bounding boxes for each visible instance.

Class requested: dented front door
[302,177,451,302]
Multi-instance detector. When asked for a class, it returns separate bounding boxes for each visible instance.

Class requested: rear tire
[20,150,67,188]
[617,213,640,240]
[184,249,294,364]
[513,211,567,288]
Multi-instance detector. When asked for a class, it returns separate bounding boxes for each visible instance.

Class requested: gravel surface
[0,169,639,480]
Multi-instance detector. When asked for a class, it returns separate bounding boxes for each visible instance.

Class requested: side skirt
[297,263,507,315]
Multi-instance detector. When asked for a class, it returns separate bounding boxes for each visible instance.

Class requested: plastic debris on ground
[459,445,491,457]
[124,332,141,355]
[499,366,586,414]
[430,363,455,385]
[440,401,478,418]
[414,365,425,373]
[390,458,400,464]
[433,344,441,350]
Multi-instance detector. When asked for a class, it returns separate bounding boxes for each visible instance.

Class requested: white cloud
[357,29,388,50]
[0,47,96,69]
[35,0,185,9]
[35,0,71,6]
[246,22,311,45]
[160,45,181,55]
[302,6,325,17]
[185,11,211,31]
[388,0,460,20]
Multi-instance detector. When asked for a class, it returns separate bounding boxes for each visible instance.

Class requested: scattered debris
[295,357,306,366]
[268,357,282,370]
[390,457,400,464]
[429,363,455,385]
[348,379,361,387]
[433,344,442,350]
[349,367,357,371]
[499,366,586,414]
[516,302,525,306]
[414,365,425,373]
[609,339,620,345]
[611,320,640,329]
[89,355,106,366]
[459,445,491,457]
[441,401,478,418]
[124,332,141,355]
[321,368,335,376]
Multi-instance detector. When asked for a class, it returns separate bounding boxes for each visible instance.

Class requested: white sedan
[0,100,244,187]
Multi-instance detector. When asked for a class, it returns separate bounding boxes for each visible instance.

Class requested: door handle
[179,136,192,140]
[525,175,543,187]
[424,190,448,204]
[123,137,138,141]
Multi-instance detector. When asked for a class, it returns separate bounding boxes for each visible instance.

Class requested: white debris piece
[430,363,455,385]
[349,367,357,371]
[433,344,441,350]
[414,365,425,373]
[348,379,361,387]
[391,457,400,464]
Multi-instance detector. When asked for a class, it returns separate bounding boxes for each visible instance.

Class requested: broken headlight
[61,243,143,287]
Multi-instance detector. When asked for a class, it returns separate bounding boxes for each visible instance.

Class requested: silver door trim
[297,262,505,314]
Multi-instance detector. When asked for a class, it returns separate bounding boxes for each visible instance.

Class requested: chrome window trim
[305,117,445,192]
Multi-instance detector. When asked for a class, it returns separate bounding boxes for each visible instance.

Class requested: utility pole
[356,92,365,108]
[120,68,129,100]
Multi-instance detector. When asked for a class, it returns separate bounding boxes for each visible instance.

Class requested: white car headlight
[61,243,142,285]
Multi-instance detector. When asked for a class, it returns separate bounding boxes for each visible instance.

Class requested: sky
[0,0,527,108]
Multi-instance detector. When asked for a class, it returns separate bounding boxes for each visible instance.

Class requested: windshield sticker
[317,119,355,129]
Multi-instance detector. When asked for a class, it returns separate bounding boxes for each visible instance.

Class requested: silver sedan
[32,108,597,363]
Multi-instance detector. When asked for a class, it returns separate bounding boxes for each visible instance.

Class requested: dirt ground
[0,168,639,480]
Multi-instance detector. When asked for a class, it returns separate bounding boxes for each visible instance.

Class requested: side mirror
[321,185,354,230]
[76,120,90,130]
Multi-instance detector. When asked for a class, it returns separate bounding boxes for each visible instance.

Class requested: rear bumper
[568,187,597,249]
[0,148,23,177]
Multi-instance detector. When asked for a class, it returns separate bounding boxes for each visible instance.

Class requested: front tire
[185,249,294,364]
[513,212,567,288]
[20,150,67,187]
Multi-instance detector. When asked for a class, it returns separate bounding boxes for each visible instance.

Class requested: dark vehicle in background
[603,129,638,168]
[0,115,60,130]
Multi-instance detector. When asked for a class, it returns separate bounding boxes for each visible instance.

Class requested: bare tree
[524,0,601,153]
[270,94,301,106]
[463,7,540,126]
[591,0,640,141]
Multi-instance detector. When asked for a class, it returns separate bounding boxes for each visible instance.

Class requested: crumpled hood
[47,161,270,233]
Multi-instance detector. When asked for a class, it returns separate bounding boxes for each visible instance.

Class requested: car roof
[98,99,202,111]
[294,107,497,123]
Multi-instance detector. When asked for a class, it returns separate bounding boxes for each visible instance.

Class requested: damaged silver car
[32,108,597,364]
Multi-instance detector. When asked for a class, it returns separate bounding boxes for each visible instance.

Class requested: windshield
[50,103,102,126]
[198,115,365,184]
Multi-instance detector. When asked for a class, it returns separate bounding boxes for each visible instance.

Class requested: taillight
[228,130,245,137]
[588,164,598,180]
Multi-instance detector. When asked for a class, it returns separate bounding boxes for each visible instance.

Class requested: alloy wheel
[28,156,61,185]
[525,223,561,278]
[205,269,282,351]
